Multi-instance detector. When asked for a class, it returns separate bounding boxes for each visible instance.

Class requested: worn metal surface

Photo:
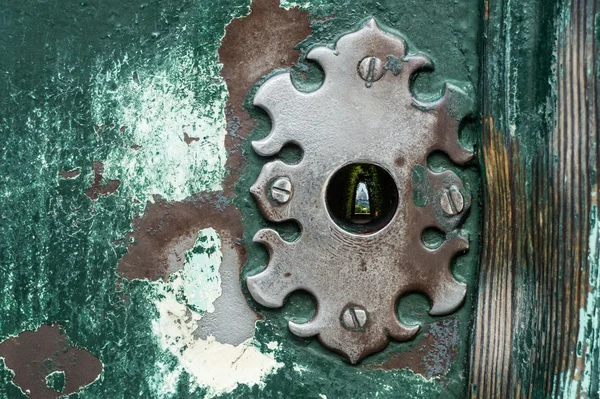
[270,177,293,204]
[247,19,473,363]
[440,185,464,216]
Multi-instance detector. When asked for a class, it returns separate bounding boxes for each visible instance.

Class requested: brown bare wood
[469,0,599,397]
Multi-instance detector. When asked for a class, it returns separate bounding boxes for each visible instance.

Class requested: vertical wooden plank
[469,0,599,397]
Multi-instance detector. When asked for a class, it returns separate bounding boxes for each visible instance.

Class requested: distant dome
[357,187,368,201]
[355,183,370,210]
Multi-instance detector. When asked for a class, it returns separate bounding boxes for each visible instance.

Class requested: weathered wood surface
[470,0,599,397]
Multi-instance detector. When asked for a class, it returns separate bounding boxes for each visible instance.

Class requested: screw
[271,177,293,204]
[341,306,368,330]
[358,56,385,87]
[440,185,464,215]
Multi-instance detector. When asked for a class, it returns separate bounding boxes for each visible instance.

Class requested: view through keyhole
[326,163,399,234]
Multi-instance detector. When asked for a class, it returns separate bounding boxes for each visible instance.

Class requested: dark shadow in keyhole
[326,163,398,235]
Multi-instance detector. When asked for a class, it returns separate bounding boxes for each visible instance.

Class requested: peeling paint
[0,324,103,398]
[152,275,282,398]
[140,227,280,398]
[91,46,228,203]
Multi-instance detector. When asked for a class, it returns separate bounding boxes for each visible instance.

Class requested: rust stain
[84,161,120,200]
[219,0,311,195]
[59,168,81,179]
[364,318,460,379]
[0,324,102,399]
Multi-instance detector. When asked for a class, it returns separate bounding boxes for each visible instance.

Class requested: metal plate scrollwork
[247,18,473,363]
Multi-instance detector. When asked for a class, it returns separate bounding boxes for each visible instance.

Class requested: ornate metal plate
[247,19,472,363]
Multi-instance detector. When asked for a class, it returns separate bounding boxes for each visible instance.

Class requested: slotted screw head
[358,56,385,87]
[271,177,293,204]
[341,306,368,330]
[440,185,464,215]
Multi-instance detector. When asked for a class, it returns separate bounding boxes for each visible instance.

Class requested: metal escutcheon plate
[247,18,473,363]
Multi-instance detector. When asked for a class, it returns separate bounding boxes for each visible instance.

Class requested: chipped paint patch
[142,227,280,398]
[0,324,103,398]
[91,46,227,203]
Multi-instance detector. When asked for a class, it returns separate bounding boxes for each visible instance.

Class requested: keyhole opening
[326,163,398,234]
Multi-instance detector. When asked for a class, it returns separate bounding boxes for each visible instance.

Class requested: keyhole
[325,163,398,234]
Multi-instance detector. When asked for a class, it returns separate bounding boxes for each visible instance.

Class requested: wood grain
[469,0,599,397]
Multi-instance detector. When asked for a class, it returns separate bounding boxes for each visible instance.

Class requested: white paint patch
[151,228,282,398]
[91,46,227,203]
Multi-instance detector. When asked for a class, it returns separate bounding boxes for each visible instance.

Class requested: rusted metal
[365,318,461,378]
[247,19,473,363]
